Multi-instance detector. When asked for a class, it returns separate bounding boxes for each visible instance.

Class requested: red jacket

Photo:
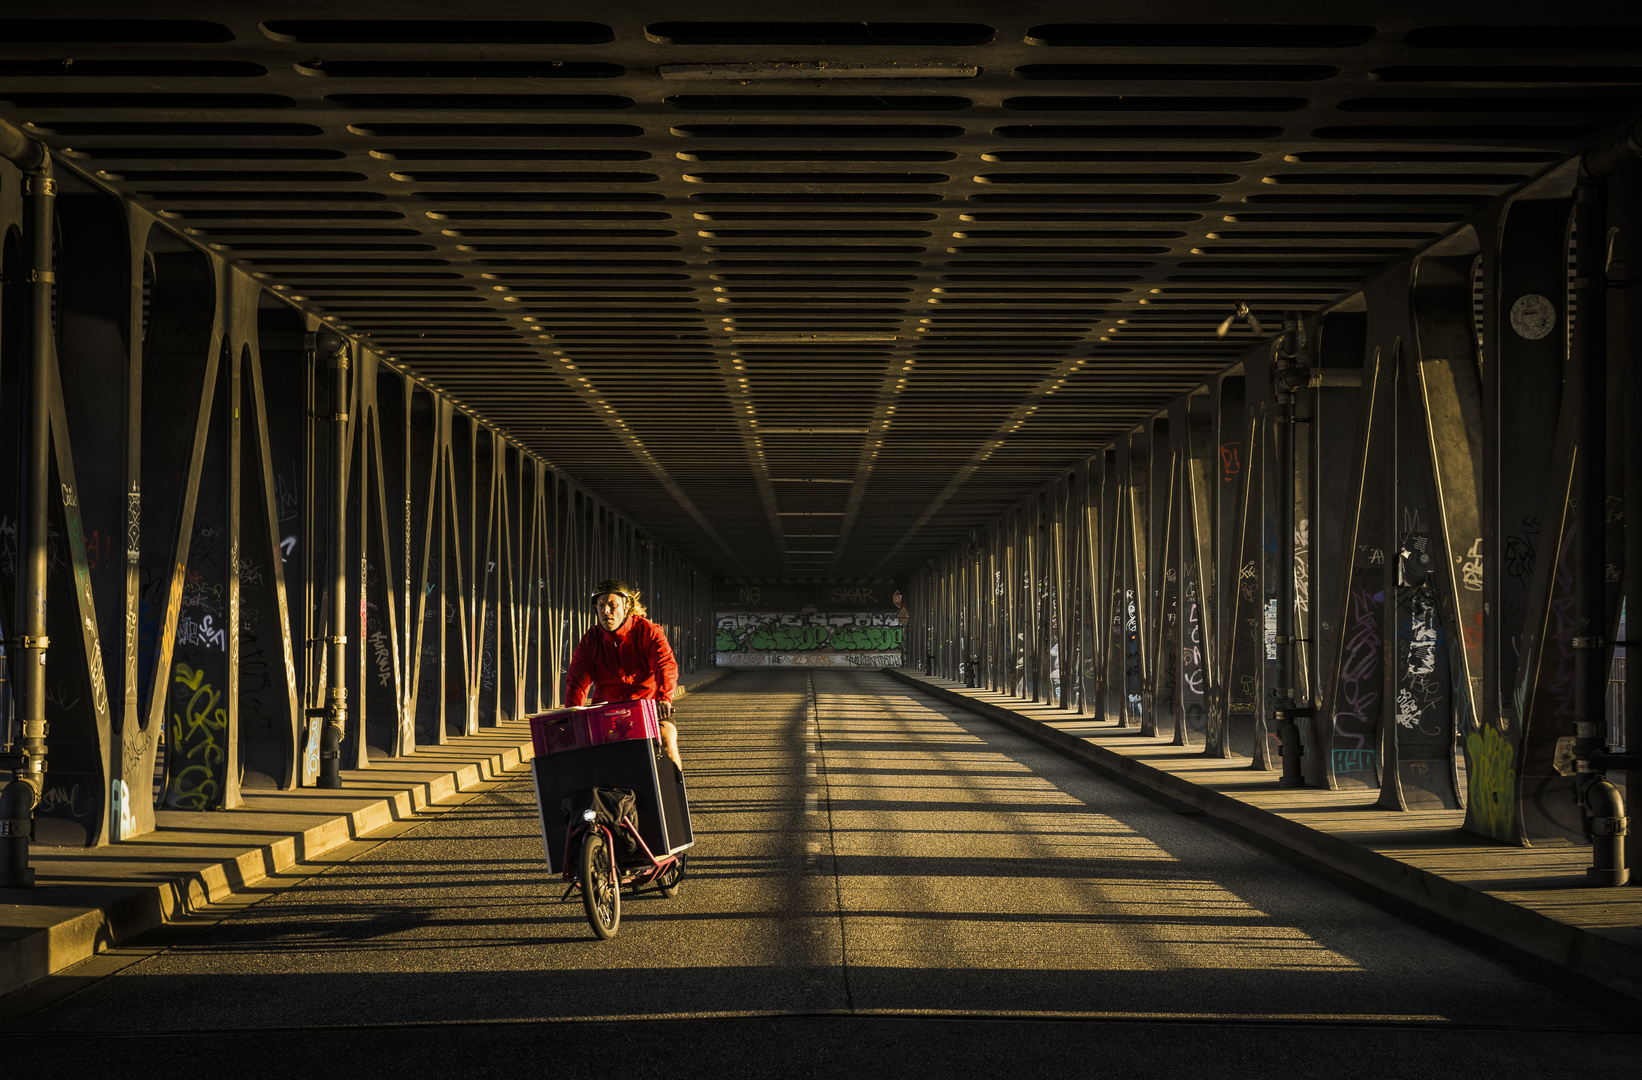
[565,614,678,706]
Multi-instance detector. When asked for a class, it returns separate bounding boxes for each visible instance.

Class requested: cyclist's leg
[659,719,682,771]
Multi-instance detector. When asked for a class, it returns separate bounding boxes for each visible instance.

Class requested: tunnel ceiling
[3,3,1640,580]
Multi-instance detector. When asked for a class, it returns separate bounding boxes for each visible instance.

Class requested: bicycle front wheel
[579,828,621,939]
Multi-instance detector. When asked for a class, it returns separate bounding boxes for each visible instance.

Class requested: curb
[881,667,1642,1004]
[1,735,530,1000]
[0,666,735,998]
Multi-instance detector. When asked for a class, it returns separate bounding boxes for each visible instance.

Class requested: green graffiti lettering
[1465,725,1517,840]
[166,662,227,810]
[828,625,904,651]
[830,626,865,650]
[773,626,826,650]
[721,616,904,654]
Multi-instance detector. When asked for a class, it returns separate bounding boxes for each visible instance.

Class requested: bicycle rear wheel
[579,828,621,939]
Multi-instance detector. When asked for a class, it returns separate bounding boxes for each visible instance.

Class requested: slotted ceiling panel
[2,3,1639,578]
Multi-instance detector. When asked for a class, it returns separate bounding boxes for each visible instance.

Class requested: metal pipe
[1570,175,1626,884]
[1272,316,1307,788]
[0,118,46,172]
[1581,112,1642,182]
[1622,167,1642,885]
[1585,778,1630,886]
[0,140,54,886]
[319,333,349,788]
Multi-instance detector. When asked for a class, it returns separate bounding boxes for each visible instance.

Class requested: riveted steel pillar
[1570,175,1626,884]
[1126,432,1152,729]
[1478,193,1570,840]
[319,333,349,789]
[1222,389,1266,757]
[1206,373,1245,756]
[1155,446,1182,740]
[1272,317,1309,788]
[0,134,53,881]
[1180,393,1217,747]
[1616,159,1642,882]
[0,129,52,885]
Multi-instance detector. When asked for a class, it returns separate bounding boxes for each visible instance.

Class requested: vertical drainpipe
[1272,315,1309,788]
[1622,179,1642,885]
[318,332,349,788]
[1576,116,1642,882]
[0,123,53,885]
[1571,176,1628,885]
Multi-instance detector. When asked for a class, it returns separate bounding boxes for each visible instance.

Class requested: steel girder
[910,160,1641,849]
[0,166,711,849]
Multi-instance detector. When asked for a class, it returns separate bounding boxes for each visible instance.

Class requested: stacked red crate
[528,698,661,757]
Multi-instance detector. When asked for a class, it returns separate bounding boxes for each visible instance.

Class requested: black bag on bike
[563,786,639,861]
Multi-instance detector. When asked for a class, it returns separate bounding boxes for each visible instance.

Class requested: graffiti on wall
[165,661,227,810]
[715,611,905,666]
[725,651,905,668]
[1466,724,1517,840]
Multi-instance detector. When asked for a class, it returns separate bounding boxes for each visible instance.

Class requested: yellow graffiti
[1465,725,1517,841]
[168,662,227,811]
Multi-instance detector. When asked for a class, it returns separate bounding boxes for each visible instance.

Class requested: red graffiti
[1463,609,1484,668]
[1220,442,1243,483]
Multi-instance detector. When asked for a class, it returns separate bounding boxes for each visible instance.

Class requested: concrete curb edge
[1,665,735,998]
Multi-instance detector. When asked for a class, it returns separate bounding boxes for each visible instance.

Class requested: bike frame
[563,814,680,892]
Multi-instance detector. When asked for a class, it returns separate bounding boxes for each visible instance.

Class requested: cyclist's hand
[657,699,675,721]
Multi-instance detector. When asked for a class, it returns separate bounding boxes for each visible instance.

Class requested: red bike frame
[563,813,681,893]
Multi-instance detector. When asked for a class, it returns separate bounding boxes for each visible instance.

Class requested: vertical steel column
[319,334,349,788]
[1272,316,1309,787]
[988,519,1002,690]
[0,129,52,885]
[1126,437,1152,728]
[1573,116,1642,876]
[1571,176,1627,884]
[1024,499,1038,698]
[1618,162,1642,882]
[967,534,977,684]
[1056,475,1071,707]
[1155,450,1182,740]
[1100,448,1122,720]
[1211,374,1246,752]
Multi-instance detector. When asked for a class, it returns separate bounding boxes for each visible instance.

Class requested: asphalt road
[2,669,1637,1078]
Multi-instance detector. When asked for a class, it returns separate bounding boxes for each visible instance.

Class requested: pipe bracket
[1591,814,1629,836]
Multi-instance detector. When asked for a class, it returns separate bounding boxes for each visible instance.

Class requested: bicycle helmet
[591,578,637,602]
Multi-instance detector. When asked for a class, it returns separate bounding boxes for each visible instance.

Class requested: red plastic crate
[529,698,660,757]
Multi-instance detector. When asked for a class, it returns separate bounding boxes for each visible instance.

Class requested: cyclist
[565,579,682,771]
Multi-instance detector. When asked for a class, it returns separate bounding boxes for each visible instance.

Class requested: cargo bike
[528,699,695,939]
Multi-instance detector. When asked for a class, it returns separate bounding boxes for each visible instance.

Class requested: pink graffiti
[1333,588,1382,751]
